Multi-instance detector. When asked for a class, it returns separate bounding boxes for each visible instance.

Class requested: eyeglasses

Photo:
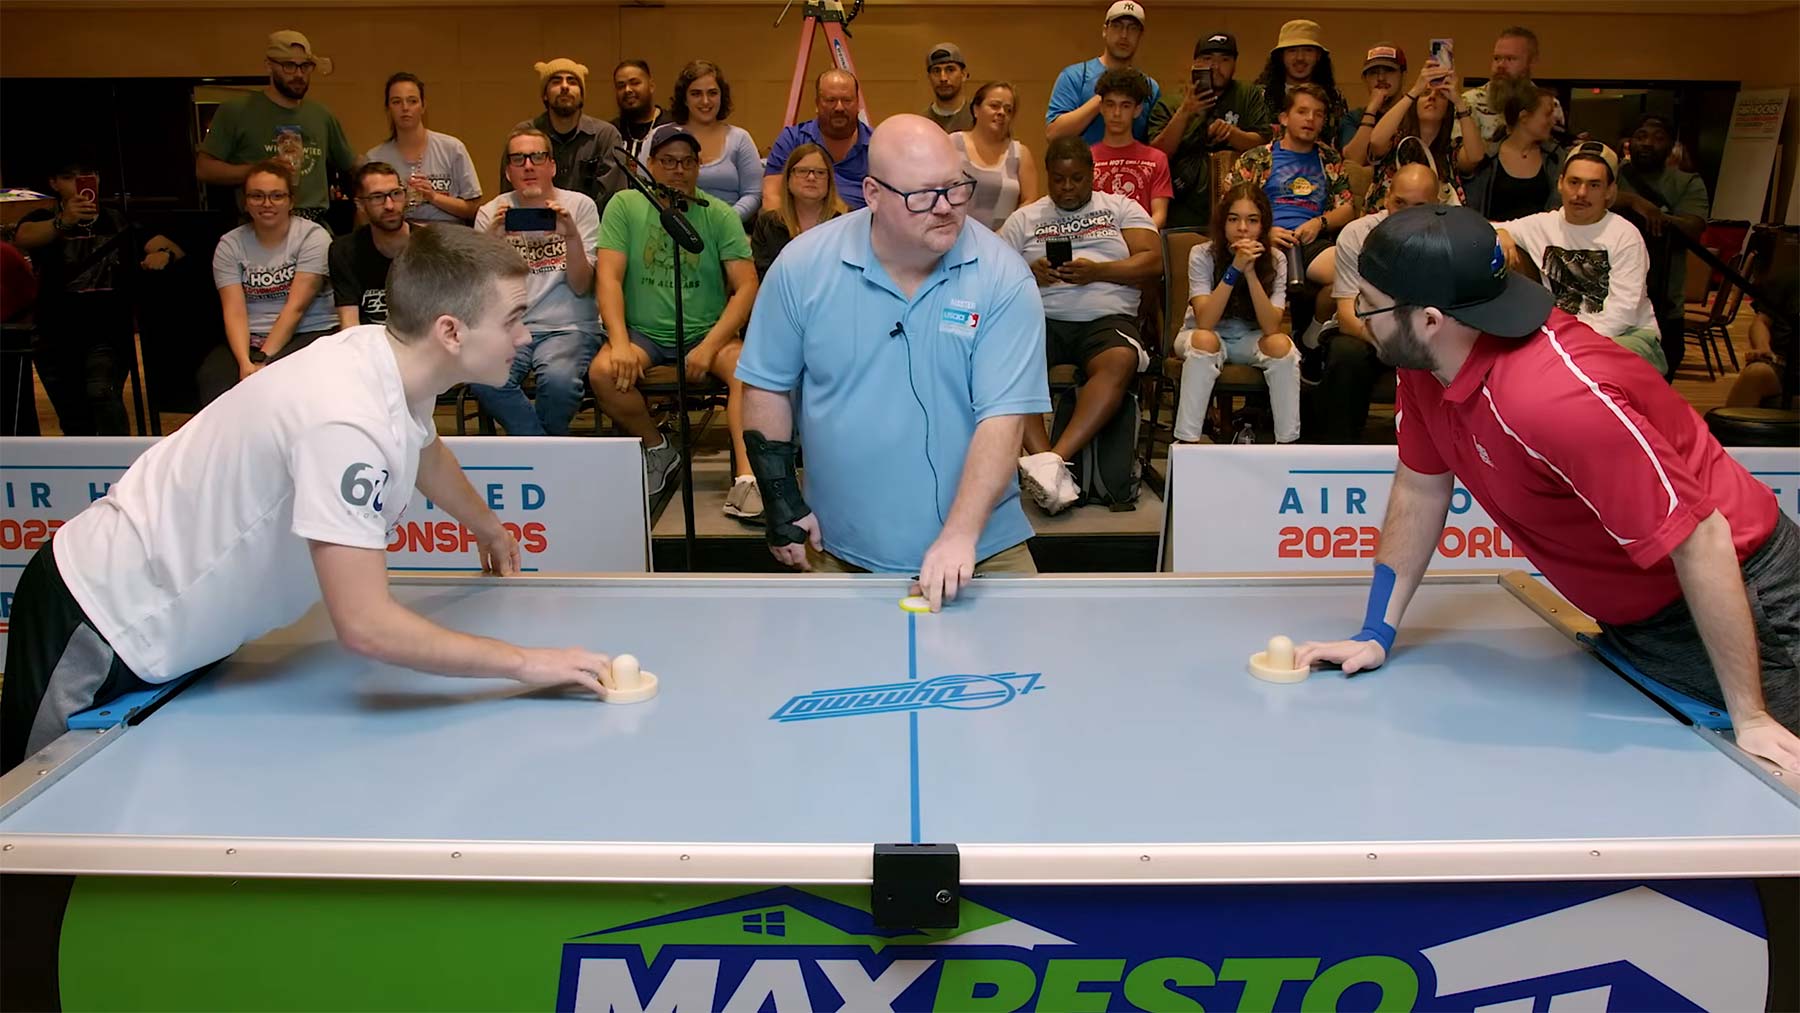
[505,151,553,166]
[245,191,291,205]
[791,168,830,181]
[1354,296,1411,320]
[359,188,408,206]
[653,155,699,171]
[868,175,977,214]
[271,60,316,74]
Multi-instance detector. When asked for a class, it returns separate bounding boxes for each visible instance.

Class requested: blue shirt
[1266,144,1328,230]
[737,210,1050,572]
[1046,58,1163,145]
[765,119,874,210]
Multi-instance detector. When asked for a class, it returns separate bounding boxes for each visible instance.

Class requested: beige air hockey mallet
[605,654,660,704]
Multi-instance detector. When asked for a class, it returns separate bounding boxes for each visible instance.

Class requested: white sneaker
[1018,451,1080,515]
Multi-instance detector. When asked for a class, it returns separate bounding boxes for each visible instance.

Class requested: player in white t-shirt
[2,227,617,773]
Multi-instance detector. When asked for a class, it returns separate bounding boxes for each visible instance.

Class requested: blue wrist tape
[1222,265,1244,286]
[1353,563,1398,654]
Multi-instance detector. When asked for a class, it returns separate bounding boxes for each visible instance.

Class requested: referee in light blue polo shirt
[737,115,1050,611]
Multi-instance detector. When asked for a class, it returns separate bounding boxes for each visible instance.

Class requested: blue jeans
[471,327,600,435]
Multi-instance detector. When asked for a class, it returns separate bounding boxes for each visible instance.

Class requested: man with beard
[503,58,630,212]
[738,116,1049,606]
[1046,0,1161,145]
[1459,26,1566,147]
[330,162,413,327]
[922,43,974,132]
[1148,30,1270,230]
[763,70,873,212]
[612,60,673,164]
[197,30,357,225]
[1615,113,1710,376]
[1297,204,1800,777]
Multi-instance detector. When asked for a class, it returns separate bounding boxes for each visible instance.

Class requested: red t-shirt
[1396,309,1778,625]
[1091,140,1173,218]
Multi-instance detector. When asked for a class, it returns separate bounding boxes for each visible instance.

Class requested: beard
[1375,309,1438,371]
[272,74,308,102]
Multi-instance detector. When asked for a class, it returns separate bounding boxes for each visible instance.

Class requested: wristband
[1351,562,1398,654]
[1221,265,1243,287]
[744,430,813,548]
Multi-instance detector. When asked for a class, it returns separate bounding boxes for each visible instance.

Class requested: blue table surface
[2,576,1796,847]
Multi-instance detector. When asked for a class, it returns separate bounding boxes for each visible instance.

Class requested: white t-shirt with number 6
[54,326,438,680]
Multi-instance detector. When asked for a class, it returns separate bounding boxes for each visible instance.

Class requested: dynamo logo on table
[770,672,1042,723]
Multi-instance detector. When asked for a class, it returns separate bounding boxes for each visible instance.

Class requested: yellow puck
[899,595,932,613]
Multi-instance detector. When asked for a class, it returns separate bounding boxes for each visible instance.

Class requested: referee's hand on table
[476,524,522,576]
[1734,715,1800,775]
[915,532,977,613]
[1293,638,1388,675]
[514,647,616,700]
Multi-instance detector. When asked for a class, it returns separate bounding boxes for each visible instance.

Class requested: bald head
[817,68,858,94]
[868,114,959,183]
[1386,163,1442,212]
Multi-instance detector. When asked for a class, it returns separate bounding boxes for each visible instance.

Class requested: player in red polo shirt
[1296,204,1799,774]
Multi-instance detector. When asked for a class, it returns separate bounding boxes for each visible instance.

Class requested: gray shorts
[1601,510,1800,733]
[626,330,679,369]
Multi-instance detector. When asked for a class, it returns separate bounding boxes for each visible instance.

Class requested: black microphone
[890,321,905,339]
[610,151,705,255]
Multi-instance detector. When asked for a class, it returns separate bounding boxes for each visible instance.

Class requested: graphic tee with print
[999,191,1156,321]
[472,188,602,333]
[1091,141,1174,218]
[1266,144,1328,229]
[212,219,339,339]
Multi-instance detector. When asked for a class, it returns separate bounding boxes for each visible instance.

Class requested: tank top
[952,132,1023,231]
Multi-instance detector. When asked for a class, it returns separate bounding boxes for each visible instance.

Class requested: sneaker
[643,438,681,498]
[1018,451,1080,515]
[723,476,764,523]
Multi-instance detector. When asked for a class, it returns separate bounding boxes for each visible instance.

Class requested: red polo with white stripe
[1396,309,1779,625]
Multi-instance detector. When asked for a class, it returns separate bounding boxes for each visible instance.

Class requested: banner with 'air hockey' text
[0,437,649,656]
[1162,444,1800,573]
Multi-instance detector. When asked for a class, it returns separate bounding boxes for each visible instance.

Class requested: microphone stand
[611,151,701,571]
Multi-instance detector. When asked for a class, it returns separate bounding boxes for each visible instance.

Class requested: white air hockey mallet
[1248,635,1311,684]
[605,654,660,704]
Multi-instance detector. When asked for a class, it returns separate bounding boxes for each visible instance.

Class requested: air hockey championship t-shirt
[55,326,438,680]
[1266,144,1329,229]
[212,219,339,339]
[365,131,483,225]
[999,191,1155,321]
[473,188,601,333]
[1091,140,1174,218]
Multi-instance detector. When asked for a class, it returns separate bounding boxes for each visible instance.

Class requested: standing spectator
[751,145,848,278]
[364,73,482,226]
[923,43,975,132]
[1464,82,1563,221]
[1461,27,1566,147]
[1149,30,1270,230]
[953,82,1039,231]
[1363,60,1484,208]
[1254,20,1348,147]
[1616,113,1710,376]
[1046,1,1162,145]
[1172,183,1298,444]
[330,163,412,328]
[737,116,1049,601]
[0,238,37,436]
[1496,143,1666,372]
[589,124,760,512]
[198,161,338,406]
[196,31,357,226]
[764,70,873,212]
[1000,137,1160,514]
[1726,262,1798,410]
[471,129,602,435]
[672,61,763,224]
[614,60,673,165]
[1090,69,1172,227]
[12,161,182,435]
[1341,43,1406,165]
[503,58,630,212]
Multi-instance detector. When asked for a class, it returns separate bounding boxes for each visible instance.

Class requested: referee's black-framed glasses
[868,175,978,213]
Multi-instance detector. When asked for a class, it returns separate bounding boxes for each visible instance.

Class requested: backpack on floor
[1051,386,1141,509]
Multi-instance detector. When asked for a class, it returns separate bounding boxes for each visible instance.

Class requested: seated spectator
[1340,43,1405,166]
[953,81,1039,231]
[198,160,337,406]
[1727,262,1798,409]
[673,60,763,224]
[364,72,482,226]
[1254,20,1348,147]
[1362,59,1483,208]
[1463,81,1563,221]
[12,159,183,435]
[1046,1,1161,145]
[471,128,602,435]
[1314,163,1442,443]
[923,43,974,132]
[330,162,412,328]
[590,124,760,514]
[504,58,630,212]
[751,145,848,278]
[1227,83,1355,346]
[613,60,673,164]
[1615,113,1710,376]
[1461,27,1567,148]
[1149,30,1270,230]
[1172,183,1299,443]
[1496,143,1666,372]
[999,137,1160,514]
[764,70,872,212]
[1091,68,1172,227]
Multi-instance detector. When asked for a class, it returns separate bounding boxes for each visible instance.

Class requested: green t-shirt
[1146,79,1272,229]
[598,188,752,346]
[201,92,356,211]
[1618,160,1711,308]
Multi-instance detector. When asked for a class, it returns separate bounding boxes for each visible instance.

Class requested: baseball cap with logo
[926,42,966,71]
[1360,205,1552,338]
[1105,1,1146,26]
[1197,31,1238,57]
[1362,43,1406,74]
[265,30,333,75]
[647,122,701,156]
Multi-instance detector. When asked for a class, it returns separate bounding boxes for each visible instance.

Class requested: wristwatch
[248,348,269,365]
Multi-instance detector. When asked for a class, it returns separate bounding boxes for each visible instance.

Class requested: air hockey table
[1,571,1796,1012]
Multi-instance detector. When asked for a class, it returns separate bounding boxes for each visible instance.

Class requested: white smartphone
[1429,38,1455,74]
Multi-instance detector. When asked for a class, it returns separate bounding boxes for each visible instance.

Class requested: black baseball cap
[1360,205,1552,338]
[1196,31,1237,57]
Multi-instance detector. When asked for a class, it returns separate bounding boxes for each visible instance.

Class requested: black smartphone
[1046,237,1073,267]
[1191,63,1215,97]
[504,206,557,232]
